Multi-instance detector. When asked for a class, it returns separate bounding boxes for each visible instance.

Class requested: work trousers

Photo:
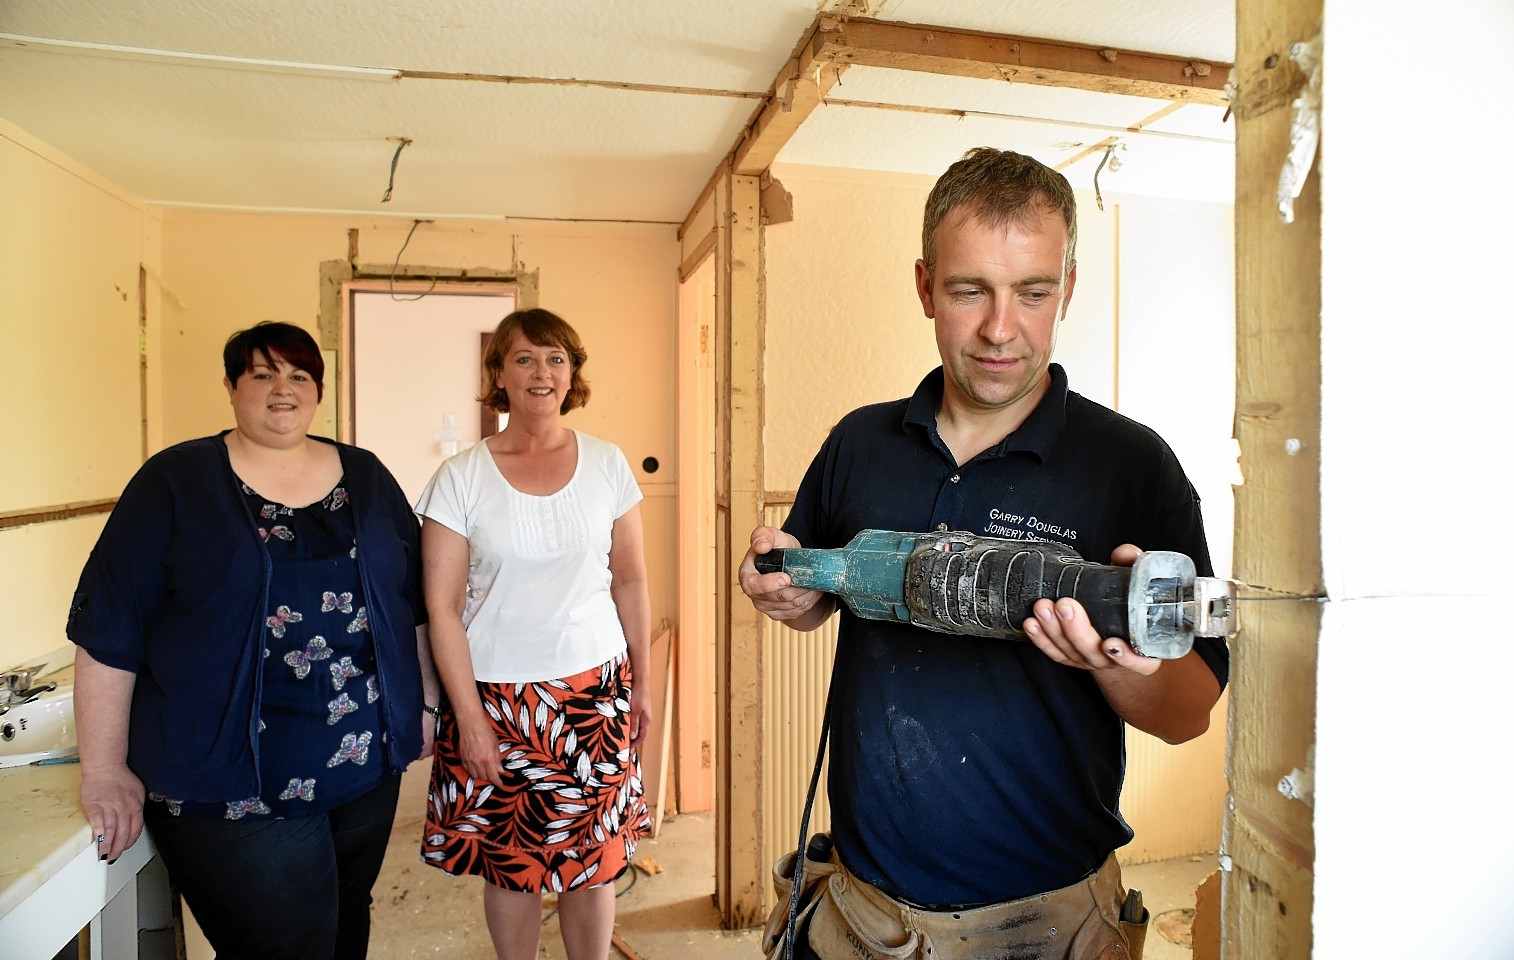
[780,849,1146,960]
[145,774,402,960]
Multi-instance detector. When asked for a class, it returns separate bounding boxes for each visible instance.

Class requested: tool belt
[764,839,1147,960]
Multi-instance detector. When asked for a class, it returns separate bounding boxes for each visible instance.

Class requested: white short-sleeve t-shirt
[414,431,643,682]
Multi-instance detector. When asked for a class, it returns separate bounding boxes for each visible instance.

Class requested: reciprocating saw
[752,529,1239,659]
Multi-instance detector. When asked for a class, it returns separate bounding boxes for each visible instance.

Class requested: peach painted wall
[763,163,1124,492]
[349,289,517,505]
[1,119,162,670]
[763,163,1231,572]
[155,210,681,635]
[762,163,1234,863]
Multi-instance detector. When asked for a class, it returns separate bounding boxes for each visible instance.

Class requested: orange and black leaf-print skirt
[421,652,650,892]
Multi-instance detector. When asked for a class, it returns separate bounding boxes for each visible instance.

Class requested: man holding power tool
[739,147,1229,960]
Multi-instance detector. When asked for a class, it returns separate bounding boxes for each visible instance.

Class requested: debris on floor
[611,930,648,960]
[633,857,663,876]
[1154,908,1196,947]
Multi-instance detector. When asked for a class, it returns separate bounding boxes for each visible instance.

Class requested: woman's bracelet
[422,703,441,719]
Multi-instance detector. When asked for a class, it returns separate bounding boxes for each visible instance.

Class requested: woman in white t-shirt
[415,308,652,960]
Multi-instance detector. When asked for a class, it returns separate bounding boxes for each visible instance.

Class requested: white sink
[0,684,77,768]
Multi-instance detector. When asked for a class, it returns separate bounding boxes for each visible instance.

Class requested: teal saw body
[753,529,1238,659]
[759,529,918,622]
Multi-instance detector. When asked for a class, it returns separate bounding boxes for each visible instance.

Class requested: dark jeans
[145,775,401,960]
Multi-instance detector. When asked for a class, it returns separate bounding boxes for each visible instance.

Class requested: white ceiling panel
[778,102,1232,204]
[884,0,1234,63]
[0,0,1238,220]
[0,47,751,220]
[779,105,1093,176]
[0,0,816,89]
[1143,102,1234,140]
[1059,135,1234,204]
[830,65,1210,133]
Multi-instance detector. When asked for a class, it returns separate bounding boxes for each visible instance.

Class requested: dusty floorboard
[368,766,762,959]
[365,766,1211,960]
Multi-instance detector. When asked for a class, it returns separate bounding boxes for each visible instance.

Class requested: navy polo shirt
[783,363,1228,907]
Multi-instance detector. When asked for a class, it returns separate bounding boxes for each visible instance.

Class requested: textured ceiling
[0,0,1236,222]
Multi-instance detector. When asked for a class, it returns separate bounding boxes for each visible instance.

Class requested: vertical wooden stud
[1227,0,1322,954]
[714,170,767,928]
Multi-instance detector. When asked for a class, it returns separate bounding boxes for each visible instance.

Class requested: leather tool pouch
[1117,907,1149,960]
[761,834,841,960]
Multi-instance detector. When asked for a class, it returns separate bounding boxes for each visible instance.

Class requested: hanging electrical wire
[381,137,413,203]
[1093,141,1122,212]
[389,218,438,301]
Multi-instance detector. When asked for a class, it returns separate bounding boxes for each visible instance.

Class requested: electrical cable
[540,860,640,925]
[1094,142,1116,212]
[382,138,412,203]
[388,219,438,301]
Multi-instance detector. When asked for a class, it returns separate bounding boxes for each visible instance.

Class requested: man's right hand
[738,526,835,628]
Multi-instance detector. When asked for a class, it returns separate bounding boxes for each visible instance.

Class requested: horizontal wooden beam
[819,18,1230,106]
[731,17,848,176]
[678,228,716,282]
[0,498,115,531]
[680,13,1234,246]
[679,157,725,242]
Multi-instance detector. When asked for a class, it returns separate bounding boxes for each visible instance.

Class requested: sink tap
[0,666,56,716]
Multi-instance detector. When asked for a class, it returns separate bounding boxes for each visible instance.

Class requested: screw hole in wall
[642,457,659,474]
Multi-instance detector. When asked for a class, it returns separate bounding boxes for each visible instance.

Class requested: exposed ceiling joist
[731,17,849,176]
[818,18,1231,106]
[684,12,1234,230]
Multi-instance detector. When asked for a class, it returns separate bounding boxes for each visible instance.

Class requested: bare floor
[364,766,1216,960]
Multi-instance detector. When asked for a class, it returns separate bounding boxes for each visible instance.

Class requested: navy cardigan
[68,433,425,802]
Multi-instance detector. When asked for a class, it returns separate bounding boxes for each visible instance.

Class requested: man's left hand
[1021,543,1163,676]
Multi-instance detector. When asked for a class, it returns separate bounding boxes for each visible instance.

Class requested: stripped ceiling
[0,0,1235,224]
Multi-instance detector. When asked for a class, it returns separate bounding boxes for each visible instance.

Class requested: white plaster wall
[1116,198,1237,578]
[1315,2,1514,957]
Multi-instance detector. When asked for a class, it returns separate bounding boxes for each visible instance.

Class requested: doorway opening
[344,286,517,504]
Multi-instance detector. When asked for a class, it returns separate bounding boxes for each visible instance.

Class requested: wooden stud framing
[679,229,717,283]
[1227,0,1321,955]
[138,264,149,462]
[731,18,848,176]
[679,13,1234,232]
[679,10,1240,928]
[817,18,1229,105]
[679,159,725,243]
[713,169,768,928]
[0,499,116,531]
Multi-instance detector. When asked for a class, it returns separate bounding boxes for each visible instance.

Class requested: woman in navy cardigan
[68,321,436,960]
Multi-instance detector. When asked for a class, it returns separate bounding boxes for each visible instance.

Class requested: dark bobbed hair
[921,147,1079,276]
[478,308,591,415]
[223,321,325,401]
